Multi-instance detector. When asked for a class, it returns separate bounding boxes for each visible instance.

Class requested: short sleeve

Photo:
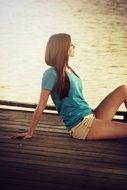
[41,68,57,91]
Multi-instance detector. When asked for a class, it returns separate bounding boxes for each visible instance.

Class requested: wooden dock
[0,100,127,190]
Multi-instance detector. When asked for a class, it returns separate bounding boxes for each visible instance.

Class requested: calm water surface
[0,0,127,110]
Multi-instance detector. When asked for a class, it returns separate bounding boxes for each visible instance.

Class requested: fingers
[11,132,32,140]
[11,134,24,139]
[11,132,28,139]
[23,135,32,139]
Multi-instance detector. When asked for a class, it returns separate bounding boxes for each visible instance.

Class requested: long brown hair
[45,33,72,100]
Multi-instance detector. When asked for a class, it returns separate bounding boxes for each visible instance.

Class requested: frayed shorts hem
[69,114,95,140]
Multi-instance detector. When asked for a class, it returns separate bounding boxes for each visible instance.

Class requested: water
[0,0,127,111]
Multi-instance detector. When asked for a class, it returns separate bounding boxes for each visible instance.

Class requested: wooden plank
[1,162,127,189]
[0,106,127,190]
[1,144,127,169]
[0,99,56,110]
[0,159,127,190]
[0,99,127,121]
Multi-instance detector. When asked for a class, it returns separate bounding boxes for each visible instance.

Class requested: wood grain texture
[0,102,127,190]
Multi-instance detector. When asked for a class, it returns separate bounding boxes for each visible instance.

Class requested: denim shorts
[70,114,95,140]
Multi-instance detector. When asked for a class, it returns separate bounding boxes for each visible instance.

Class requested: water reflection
[0,0,127,110]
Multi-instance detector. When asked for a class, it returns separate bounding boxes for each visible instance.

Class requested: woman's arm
[11,89,50,139]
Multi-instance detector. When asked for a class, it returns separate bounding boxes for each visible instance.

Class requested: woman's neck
[65,66,71,72]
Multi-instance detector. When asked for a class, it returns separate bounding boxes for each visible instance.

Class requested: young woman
[12,33,127,140]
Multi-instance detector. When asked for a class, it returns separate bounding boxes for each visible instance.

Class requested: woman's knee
[117,85,127,99]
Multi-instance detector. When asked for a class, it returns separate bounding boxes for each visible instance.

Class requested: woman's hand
[11,90,50,140]
[11,132,33,139]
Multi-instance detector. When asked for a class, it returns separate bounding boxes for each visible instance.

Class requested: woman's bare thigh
[86,118,127,140]
[94,85,127,120]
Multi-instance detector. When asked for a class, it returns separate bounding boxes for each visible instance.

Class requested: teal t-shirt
[41,67,92,131]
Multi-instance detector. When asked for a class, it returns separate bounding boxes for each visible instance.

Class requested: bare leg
[94,85,127,120]
[86,119,127,140]
[86,85,127,140]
